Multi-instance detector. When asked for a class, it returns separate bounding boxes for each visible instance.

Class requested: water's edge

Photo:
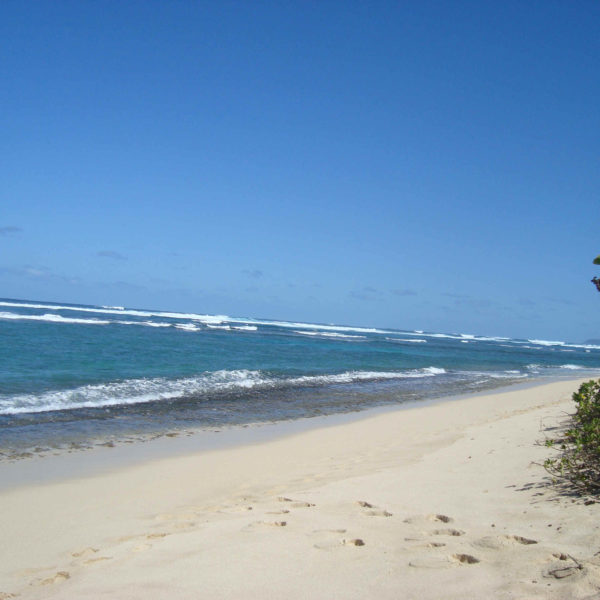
[2,375,595,493]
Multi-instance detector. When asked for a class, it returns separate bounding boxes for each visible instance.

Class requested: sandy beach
[1,377,600,599]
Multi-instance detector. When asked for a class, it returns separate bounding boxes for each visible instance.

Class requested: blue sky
[1,1,599,341]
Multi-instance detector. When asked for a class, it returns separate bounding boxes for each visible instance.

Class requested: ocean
[1,298,599,459]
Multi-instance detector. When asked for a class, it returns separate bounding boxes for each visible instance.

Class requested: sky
[1,1,599,342]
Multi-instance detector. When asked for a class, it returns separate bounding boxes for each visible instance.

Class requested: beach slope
[1,378,600,599]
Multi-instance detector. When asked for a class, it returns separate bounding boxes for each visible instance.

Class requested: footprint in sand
[404,514,454,525]
[430,528,465,537]
[39,572,70,586]
[342,538,365,547]
[310,529,353,550]
[0,593,17,599]
[473,534,537,549]
[82,556,111,566]
[277,497,315,508]
[366,509,393,517]
[71,547,112,565]
[71,547,99,558]
[146,532,169,539]
[411,541,447,548]
[409,553,480,569]
[451,553,480,565]
[313,536,365,549]
[243,520,287,532]
[356,501,392,517]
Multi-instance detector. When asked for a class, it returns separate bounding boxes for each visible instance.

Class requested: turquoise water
[1,298,599,456]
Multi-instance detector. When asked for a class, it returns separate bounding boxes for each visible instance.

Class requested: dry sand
[1,377,600,599]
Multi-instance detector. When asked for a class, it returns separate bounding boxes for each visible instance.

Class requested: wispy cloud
[518,297,536,308]
[0,264,80,284]
[546,297,576,306]
[349,286,383,301]
[242,269,263,279]
[97,250,128,261]
[390,288,417,297]
[0,226,22,236]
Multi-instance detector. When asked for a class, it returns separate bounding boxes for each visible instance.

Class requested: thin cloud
[0,226,22,236]
[546,297,576,306]
[242,269,263,279]
[443,293,493,310]
[518,298,536,308]
[390,288,417,297]
[97,250,128,261]
[0,264,80,284]
[349,286,383,301]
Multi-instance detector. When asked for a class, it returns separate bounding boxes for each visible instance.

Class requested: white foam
[175,323,200,332]
[559,364,583,370]
[564,343,600,351]
[116,320,172,328]
[5,300,593,350]
[286,367,445,386]
[384,337,427,343]
[233,318,393,335]
[294,331,366,340]
[529,339,565,347]
[0,311,110,325]
[0,367,448,415]
[0,311,179,329]
[0,370,269,415]
[0,301,392,334]
[232,325,258,331]
[0,301,228,325]
[486,372,528,379]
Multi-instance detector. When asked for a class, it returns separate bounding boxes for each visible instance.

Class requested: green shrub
[544,379,600,494]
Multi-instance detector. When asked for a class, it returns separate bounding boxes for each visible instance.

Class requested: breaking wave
[0,367,448,415]
[0,311,110,325]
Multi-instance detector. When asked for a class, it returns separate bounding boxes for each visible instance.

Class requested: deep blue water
[1,298,599,456]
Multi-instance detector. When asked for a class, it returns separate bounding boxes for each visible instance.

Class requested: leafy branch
[593,255,600,292]
[544,380,600,495]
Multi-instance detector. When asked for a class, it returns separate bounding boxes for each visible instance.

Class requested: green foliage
[545,380,600,494]
[593,255,600,291]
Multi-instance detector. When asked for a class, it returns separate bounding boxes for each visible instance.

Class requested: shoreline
[0,374,588,492]
[1,376,600,598]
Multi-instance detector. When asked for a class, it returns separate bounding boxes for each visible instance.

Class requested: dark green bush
[545,379,600,494]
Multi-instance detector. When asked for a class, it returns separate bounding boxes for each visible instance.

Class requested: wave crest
[0,367,447,415]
